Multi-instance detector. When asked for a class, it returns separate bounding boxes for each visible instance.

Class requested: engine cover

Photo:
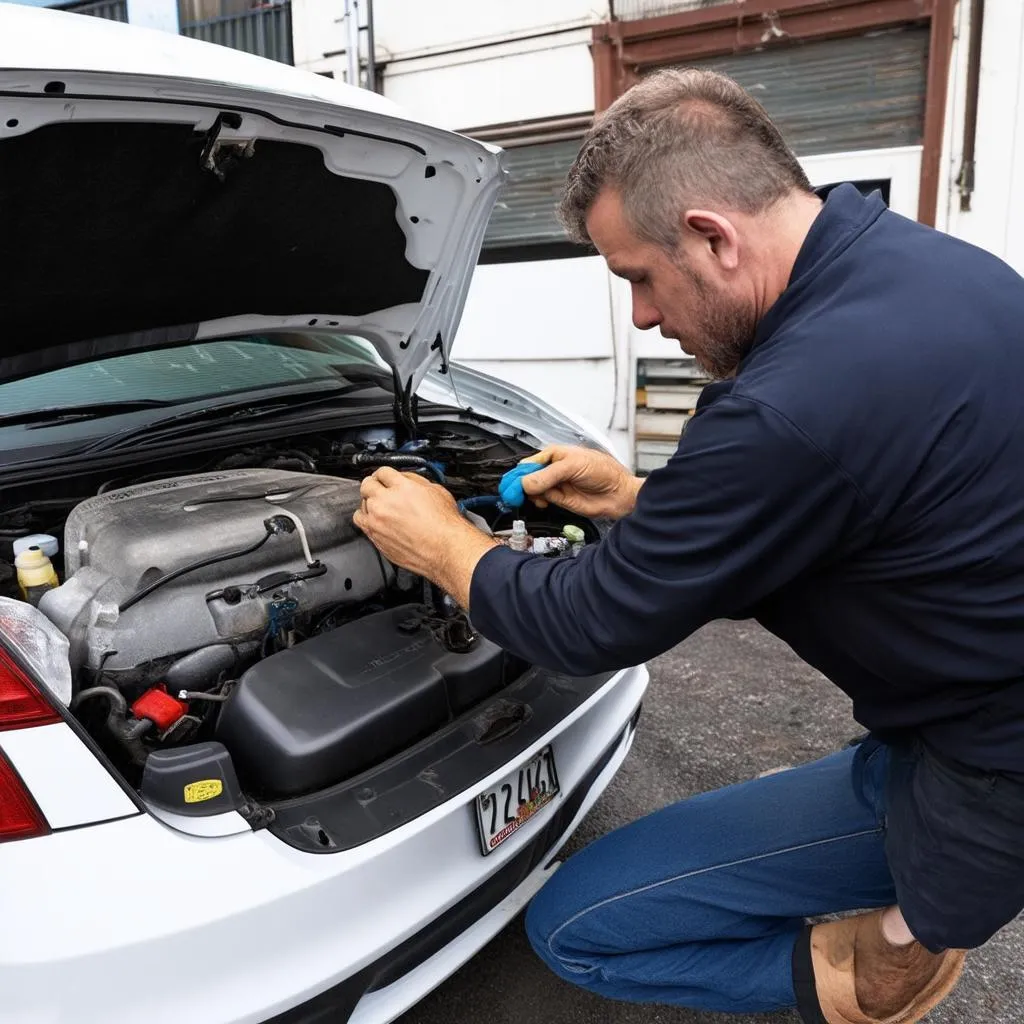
[40,469,390,673]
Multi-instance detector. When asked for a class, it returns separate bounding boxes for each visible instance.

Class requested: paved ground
[399,620,1024,1024]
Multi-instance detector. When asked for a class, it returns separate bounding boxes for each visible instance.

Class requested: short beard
[679,262,757,381]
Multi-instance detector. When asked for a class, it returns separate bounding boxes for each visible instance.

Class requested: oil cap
[141,741,245,817]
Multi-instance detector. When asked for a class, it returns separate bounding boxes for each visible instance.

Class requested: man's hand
[519,445,643,520]
[353,467,498,608]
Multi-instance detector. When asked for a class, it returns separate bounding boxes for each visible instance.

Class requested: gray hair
[560,68,813,249]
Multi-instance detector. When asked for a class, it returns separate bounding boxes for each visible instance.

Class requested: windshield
[0,332,398,466]
[0,332,390,418]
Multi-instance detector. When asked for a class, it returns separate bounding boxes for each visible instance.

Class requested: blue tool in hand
[498,461,545,508]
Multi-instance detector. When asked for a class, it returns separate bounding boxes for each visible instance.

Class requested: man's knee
[525,869,601,982]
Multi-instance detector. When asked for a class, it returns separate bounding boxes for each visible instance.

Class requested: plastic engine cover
[40,468,388,673]
[216,604,516,798]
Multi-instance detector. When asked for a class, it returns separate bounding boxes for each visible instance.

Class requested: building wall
[289,0,1024,461]
[372,1,603,129]
[293,0,605,124]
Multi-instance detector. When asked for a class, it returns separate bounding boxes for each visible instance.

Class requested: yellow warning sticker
[184,779,223,804]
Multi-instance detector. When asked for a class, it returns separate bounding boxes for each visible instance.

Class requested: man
[354,68,1024,1024]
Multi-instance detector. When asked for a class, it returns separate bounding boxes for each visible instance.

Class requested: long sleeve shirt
[469,184,1024,772]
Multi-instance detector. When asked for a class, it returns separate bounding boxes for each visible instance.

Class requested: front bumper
[0,664,648,1024]
[274,702,642,1023]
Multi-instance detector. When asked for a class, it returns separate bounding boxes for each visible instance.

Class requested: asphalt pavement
[398,620,1024,1024]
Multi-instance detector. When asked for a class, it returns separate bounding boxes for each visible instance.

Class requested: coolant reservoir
[15,547,59,606]
[13,533,59,560]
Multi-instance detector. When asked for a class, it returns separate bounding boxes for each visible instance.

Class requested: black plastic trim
[263,709,638,1023]
[267,667,616,853]
[3,401,398,483]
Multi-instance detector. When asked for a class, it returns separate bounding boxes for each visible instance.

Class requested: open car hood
[0,5,504,394]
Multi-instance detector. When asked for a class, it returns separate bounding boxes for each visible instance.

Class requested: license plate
[475,745,560,855]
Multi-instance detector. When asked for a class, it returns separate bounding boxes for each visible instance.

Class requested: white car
[0,7,648,1024]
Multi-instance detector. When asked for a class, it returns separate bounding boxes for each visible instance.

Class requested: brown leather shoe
[806,910,965,1023]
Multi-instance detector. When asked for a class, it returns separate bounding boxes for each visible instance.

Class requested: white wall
[292,0,607,124]
[372,0,608,60]
[291,0,348,73]
[939,0,1024,275]
[451,257,632,460]
[125,0,178,33]
[382,33,596,129]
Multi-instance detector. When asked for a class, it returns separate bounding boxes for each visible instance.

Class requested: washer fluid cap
[13,534,58,559]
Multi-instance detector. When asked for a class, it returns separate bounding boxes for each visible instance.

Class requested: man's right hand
[519,445,643,520]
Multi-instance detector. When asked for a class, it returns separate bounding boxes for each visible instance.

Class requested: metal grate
[614,0,731,20]
[483,136,584,252]
[63,0,128,20]
[654,26,929,156]
[181,2,293,64]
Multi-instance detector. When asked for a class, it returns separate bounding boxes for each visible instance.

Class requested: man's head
[561,68,819,379]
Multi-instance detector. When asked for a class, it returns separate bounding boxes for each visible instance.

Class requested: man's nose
[631,291,662,331]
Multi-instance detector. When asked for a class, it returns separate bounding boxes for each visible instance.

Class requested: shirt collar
[750,183,888,353]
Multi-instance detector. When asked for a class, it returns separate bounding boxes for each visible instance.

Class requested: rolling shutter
[482,137,585,253]
[662,26,929,156]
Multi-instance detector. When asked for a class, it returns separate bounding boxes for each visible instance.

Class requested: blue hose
[458,494,511,514]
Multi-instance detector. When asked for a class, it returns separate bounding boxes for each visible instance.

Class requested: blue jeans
[525,742,896,1014]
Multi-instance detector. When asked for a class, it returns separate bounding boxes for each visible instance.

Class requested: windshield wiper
[73,380,387,457]
[0,400,175,430]
[325,363,395,390]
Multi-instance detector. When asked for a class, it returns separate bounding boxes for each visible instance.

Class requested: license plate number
[475,745,560,855]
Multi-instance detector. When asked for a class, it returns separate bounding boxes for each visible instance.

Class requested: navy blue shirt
[470,184,1024,771]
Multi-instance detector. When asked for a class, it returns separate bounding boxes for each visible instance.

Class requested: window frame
[591,0,956,226]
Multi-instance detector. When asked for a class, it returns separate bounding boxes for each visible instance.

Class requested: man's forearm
[431,525,501,609]
[621,475,645,517]
[429,477,644,606]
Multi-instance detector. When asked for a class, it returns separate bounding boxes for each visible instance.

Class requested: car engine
[40,468,389,679]
[1,426,598,803]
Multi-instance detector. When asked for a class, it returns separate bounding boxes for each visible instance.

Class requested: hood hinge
[431,332,449,375]
[199,111,254,183]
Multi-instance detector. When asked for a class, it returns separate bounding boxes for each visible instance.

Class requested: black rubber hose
[349,453,445,484]
[119,530,272,613]
[70,685,127,716]
[70,685,153,765]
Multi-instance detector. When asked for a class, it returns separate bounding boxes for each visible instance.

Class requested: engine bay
[0,422,597,812]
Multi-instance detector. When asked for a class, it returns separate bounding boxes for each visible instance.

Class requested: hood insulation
[0,120,429,380]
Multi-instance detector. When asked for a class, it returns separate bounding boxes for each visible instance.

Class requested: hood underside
[0,14,504,391]
[4,119,428,360]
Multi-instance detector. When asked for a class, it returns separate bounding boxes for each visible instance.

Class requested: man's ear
[682,209,740,271]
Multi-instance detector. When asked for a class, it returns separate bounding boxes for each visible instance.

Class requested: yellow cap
[15,546,59,599]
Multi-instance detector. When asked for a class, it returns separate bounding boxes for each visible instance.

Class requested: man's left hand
[353,467,499,607]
